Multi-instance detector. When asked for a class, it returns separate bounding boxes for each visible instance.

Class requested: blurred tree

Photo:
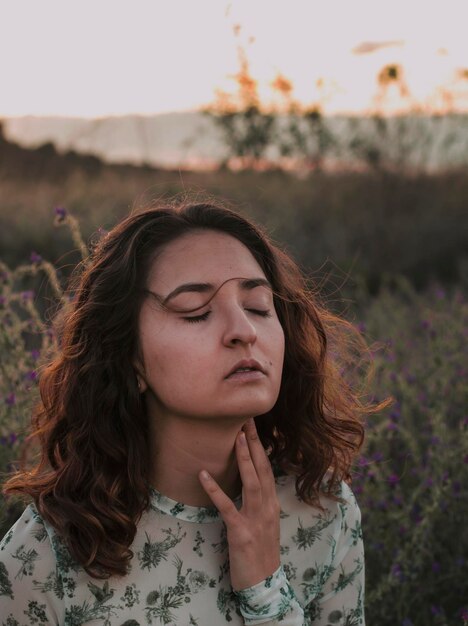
[203,49,275,169]
[270,75,336,172]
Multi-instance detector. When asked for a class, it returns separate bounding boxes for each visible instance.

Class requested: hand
[199,417,281,592]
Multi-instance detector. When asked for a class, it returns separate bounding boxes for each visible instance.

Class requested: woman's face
[136,229,285,423]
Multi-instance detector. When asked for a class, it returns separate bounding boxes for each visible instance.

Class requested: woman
[1,201,388,625]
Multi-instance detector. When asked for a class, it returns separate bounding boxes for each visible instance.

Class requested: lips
[225,358,265,379]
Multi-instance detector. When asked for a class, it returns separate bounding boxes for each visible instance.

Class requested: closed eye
[248,309,272,318]
[182,309,272,323]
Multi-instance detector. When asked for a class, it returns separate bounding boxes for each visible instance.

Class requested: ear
[133,359,148,394]
[136,373,148,394]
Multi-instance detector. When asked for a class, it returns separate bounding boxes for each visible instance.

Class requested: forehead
[146,230,266,289]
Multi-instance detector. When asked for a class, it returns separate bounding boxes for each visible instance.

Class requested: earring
[137,377,142,392]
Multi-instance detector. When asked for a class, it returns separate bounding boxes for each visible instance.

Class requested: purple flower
[0,295,6,306]
[387,421,398,431]
[9,433,17,445]
[435,287,446,299]
[357,322,366,333]
[25,370,37,381]
[20,290,35,301]
[402,619,413,626]
[30,251,42,264]
[31,349,40,360]
[430,605,442,615]
[464,455,468,464]
[421,319,430,330]
[391,563,404,581]
[460,608,468,621]
[431,562,441,574]
[54,206,67,219]
[388,474,400,486]
[5,393,15,406]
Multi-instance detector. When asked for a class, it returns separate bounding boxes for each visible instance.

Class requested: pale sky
[0,0,467,118]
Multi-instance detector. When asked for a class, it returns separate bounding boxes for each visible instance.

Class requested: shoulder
[0,504,68,622]
[275,473,362,544]
[0,503,57,579]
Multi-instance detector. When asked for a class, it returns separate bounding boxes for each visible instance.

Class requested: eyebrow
[162,277,272,305]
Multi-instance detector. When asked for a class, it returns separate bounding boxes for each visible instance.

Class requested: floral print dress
[0,474,365,625]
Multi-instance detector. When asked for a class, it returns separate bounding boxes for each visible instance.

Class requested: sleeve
[233,563,305,625]
[0,505,61,626]
[233,482,365,626]
[305,483,365,626]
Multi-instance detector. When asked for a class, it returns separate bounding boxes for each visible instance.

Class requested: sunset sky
[0,0,467,118]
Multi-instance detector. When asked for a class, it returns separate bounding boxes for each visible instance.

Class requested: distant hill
[2,111,468,171]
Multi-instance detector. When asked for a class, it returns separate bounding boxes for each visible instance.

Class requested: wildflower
[431,562,441,573]
[5,393,15,406]
[9,433,17,445]
[402,619,413,626]
[357,321,366,333]
[464,455,468,464]
[388,474,400,486]
[31,349,40,360]
[54,206,67,221]
[25,370,37,381]
[391,562,404,581]
[30,251,42,264]
[430,605,442,615]
[435,287,446,299]
[0,295,6,306]
[460,607,468,621]
[20,290,35,301]
[421,319,430,330]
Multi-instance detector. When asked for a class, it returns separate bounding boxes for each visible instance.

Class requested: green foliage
[0,214,466,625]
[350,276,468,625]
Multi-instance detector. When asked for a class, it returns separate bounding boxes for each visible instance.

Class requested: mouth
[225,359,266,379]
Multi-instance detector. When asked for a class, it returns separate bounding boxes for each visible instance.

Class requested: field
[0,134,467,624]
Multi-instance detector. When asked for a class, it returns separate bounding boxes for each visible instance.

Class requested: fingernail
[239,432,247,445]
[200,470,211,480]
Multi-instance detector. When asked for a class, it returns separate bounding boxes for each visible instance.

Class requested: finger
[198,471,241,522]
[236,431,263,514]
[243,418,277,501]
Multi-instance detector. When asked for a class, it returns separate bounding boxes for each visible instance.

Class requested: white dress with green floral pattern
[0,474,365,625]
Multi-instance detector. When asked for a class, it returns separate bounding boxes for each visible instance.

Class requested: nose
[222,305,257,347]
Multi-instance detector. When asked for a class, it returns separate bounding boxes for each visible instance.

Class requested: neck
[148,411,245,508]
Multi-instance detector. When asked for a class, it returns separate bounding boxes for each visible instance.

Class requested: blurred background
[0,1,467,624]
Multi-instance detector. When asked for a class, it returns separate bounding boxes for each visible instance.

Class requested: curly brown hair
[3,200,390,579]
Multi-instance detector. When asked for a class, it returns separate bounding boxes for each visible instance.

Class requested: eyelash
[183,309,272,323]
